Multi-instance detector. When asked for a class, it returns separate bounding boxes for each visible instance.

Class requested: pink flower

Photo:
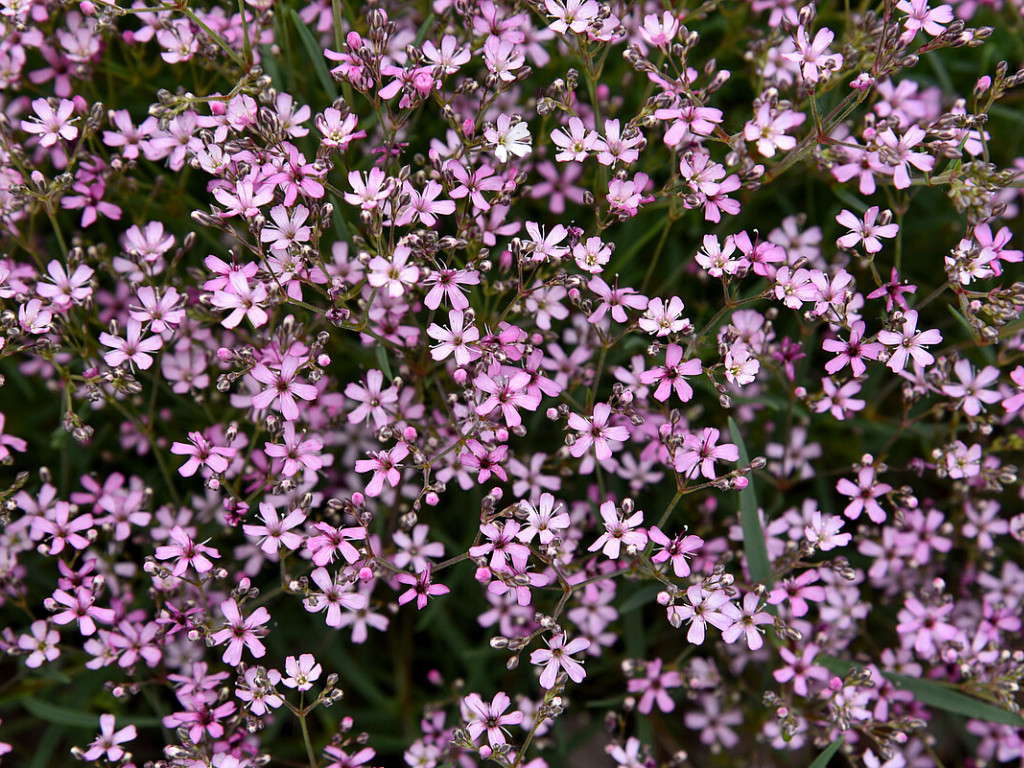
[877,310,942,372]
[171,431,235,477]
[99,319,163,371]
[463,692,524,747]
[530,633,590,689]
[837,462,892,523]
[304,567,369,626]
[354,442,409,497]
[648,526,703,577]
[81,715,136,762]
[568,403,629,460]
[250,356,319,421]
[721,592,774,650]
[669,585,733,644]
[243,502,307,555]
[674,427,739,480]
[22,97,79,146]
[154,525,221,576]
[639,343,702,402]
[627,658,681,714]
[396,565,450,610]
[210,599,270,666]
[588,500,647,559]
[835,206,900,253]
[283,653,322,691]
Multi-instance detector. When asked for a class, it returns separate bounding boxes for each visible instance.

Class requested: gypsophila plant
[1,0,1024,766]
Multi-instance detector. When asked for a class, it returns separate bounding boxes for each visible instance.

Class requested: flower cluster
[1,0,1024,767]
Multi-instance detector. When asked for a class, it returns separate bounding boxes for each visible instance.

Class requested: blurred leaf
[21,697,161,728]
[887,673,1024,727]
[618,584,661,614]
[412,13,436,47]
[728,417,771,586]
[29,723,62,768]
[287,8,336,98]
[806,735,844,768]
[818,658,1024,727]
[376,345,394,381]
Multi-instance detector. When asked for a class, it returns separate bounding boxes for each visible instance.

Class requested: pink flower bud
[403,426,417,441]
[351,491,365,507]
[475,566,492,583]
[346,31,362,48]
[359,567,374,582]
[413,72,434,95]
[425,492,440,506]
[733,476,749,489]
[461,118,475,136]
[453,368,468,385]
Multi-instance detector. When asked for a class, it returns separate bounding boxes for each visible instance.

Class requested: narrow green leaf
[618,584,661,614]
[21,697,162,728]
[806,735,844,768]
[287,8,336,98]
[29,723,62,768]
[818,657,1024,727]
[727,416,771,586]
[887,673,1024,727]
[412,13,436,47]
[375,345,393,381]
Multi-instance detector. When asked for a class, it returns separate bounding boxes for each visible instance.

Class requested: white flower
[485,114,532,163]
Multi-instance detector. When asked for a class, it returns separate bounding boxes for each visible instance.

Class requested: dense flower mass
[1,0,1024,767]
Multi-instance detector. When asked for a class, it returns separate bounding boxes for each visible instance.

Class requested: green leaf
[618,584,661,614]
[375,345,393,381]
[887,673,1024,727]
[817,658,1024,727]
[806,735,844,768]
[727,416,771,586]
[287,8,336,98]
[412,13,436,47]
[21,697,162,728]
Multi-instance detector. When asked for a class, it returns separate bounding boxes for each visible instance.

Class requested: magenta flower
[396,565,450,610]
[568,403,629,460]
[48,587,115,636]
[463,691,524,748]
[648,526,703,577]
[639,343,702,402]
[304,567,369,627]
[673,427,739,480]
[170,431,236,477]
[530,633,590,689]
[154,525,221,577]
[250,356,319,421]
[210,599,270,666]
[264,422,324,478]
[354,442,409,497]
